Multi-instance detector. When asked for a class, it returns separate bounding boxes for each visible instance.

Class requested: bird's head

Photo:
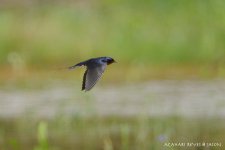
[102,57,116,65]
[106,57,116,65]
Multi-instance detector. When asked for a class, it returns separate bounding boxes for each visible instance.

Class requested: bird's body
[69,57,116,91]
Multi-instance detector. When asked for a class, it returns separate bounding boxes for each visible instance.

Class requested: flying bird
[68,57,116,91]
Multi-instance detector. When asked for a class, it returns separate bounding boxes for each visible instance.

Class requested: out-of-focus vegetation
[1,1,225,150]
[1,0,225,81]
[0,116,224,150]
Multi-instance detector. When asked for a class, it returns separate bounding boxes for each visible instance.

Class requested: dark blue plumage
[69,57,116,91]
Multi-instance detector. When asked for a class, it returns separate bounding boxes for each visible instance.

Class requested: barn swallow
[69,57,116,91]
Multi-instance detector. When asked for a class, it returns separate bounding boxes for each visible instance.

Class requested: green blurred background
[1,0,225,150]
[1,0,225,81]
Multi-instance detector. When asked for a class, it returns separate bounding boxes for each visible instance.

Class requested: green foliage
[0,0,225,67]
[34,121,49,150]
[0,116,224,150]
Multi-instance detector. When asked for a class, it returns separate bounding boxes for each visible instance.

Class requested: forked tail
[68,61,86,70]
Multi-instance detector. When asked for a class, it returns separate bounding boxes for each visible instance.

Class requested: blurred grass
[0,116,224,150]
[1,1,225,149]
[1,0,225,81]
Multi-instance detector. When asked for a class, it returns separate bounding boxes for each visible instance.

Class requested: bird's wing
[82,69,88,91]
[82,64,107,91]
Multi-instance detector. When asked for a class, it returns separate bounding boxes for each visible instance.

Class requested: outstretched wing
[82,64,107,91]
[82,70,88,91]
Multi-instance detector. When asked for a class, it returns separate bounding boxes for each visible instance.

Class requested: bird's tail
[54,64,78,71]
[68,61,86,70]
[68,65,77,70]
